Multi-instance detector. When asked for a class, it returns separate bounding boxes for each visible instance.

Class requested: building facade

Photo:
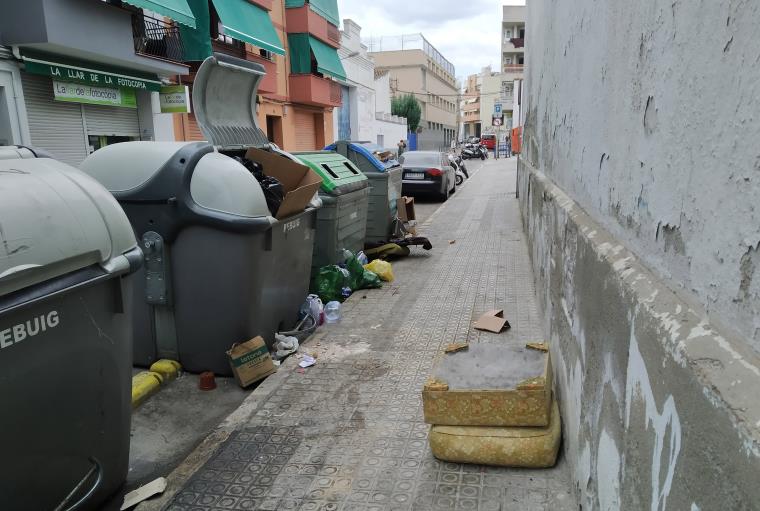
[502,5,525,76]
[367,34,457,150]
[0,0,191,166]
[173,0,345,152]
[461,72,481,139]
[331,20,406,148]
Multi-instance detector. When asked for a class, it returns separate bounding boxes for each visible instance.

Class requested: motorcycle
[478,144,489,159]
[460,143,478,160]
[448,153,468,185]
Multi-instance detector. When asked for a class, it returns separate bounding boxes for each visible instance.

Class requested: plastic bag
[345,252,366,290]
[300,294,324,325]
[273,333,299,359]
[364,259,394,282]
[311,265,350,303]
[361,269,382,289]
[344,250,382,290]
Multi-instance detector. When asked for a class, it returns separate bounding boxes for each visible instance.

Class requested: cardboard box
[227,336,276,388]
[245,148,323,219]
[473,309,511,333]
[422,343,552,427]
[397,196,416,222]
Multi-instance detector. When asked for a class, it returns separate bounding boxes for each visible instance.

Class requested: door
[337,85,351,140]
[0,67,26,146]
[293,109,317,151]
[177,113,206,141]
[21,73,88,166]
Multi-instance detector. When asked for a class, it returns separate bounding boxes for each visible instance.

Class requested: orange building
[173,0,344,151]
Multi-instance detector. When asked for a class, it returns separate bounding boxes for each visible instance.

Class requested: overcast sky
[336,0,525,82]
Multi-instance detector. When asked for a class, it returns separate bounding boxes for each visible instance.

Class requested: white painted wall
[523,0,760,353]
[332,19,407,147]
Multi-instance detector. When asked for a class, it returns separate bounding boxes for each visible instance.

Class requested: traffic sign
[494,103,502,113]
[492,116,503,127]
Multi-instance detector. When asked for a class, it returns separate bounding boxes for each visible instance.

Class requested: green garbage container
[0,146,141,510]
[293,151,370,270]
[81,54,319,374]
[327,141,403,243]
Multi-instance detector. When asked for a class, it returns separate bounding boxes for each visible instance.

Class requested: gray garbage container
[80,54,318,375]
[0,146,141,510]
[329,141,403,243]
[293,151,370,270]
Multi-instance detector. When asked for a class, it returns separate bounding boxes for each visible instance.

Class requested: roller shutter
[293,109,316,151]
[21,73,88,166]
[83,103,140,137]
[179,113,206,141]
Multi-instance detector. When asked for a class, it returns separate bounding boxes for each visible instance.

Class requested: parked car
[399,150,456,201]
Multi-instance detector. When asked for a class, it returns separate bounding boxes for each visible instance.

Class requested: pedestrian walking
[397,139,407,157]
[505,133,512,158]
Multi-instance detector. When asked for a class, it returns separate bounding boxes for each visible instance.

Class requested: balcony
[245,48,278,94]
[132,12,184,63]
[285,5,340,48]
[289,74,341,107]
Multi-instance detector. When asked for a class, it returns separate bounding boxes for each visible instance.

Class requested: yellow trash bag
[364,259,394,282]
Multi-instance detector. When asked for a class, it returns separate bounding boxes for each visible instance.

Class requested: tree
[391,94,422,132]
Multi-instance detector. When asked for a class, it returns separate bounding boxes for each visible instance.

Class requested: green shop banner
[53,81,137,108]
[24,57,162,92]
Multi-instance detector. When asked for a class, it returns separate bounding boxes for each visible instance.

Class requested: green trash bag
[360,269,382,289]
[311,265,350,303]
[344,250,382,291]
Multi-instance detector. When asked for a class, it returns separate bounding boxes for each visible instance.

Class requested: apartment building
[367,34,457,150]
[0,0,190,166]
[461,72,482,139]
[502,5,525,79]
[174,0,346,151]
[332,19,406,146]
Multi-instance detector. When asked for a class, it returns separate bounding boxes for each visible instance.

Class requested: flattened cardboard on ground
[422,343,552,427]
[474,309,511,333]
[245,148,323,219]
[227,336,277,388]
[121,477,167,510]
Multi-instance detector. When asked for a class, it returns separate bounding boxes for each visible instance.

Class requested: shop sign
[158,85,191,113]
[25,58,162,91]
[53,81,137,108]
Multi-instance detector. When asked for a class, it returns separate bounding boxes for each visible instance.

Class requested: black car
[399,151,456,201]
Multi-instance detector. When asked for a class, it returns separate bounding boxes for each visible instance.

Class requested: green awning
[284,0,339,26]
[210,0,285,55]
[21,51,163,91]
[179,0,213,61]
[288,33,346,81]
[124,0,196,28]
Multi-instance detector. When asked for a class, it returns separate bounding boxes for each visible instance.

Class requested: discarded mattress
[422,343,552,427]
[429,400,561,468]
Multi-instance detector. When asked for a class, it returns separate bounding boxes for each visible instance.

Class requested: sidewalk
[159,157,576,511]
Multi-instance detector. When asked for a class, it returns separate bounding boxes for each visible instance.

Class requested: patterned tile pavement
[165,158,577,511]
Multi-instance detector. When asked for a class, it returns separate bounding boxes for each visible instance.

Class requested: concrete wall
[520,0,760,509]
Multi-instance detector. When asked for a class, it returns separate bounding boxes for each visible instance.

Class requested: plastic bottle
[324,301,342,323]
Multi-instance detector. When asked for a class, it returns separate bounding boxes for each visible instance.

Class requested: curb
[131,360,182,409]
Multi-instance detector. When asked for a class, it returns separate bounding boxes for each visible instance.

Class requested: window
[518,56,524,65]
[260,48,273,61]
[504,29,512,39]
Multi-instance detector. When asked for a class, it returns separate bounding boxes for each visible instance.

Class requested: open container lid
[192,53,269,149]
[0,147,139,298]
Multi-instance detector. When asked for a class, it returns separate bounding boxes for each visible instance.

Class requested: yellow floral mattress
[422,344,552,427]
[429,400,561,468]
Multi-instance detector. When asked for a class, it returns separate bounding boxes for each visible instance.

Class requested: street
[138,157,575,511]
